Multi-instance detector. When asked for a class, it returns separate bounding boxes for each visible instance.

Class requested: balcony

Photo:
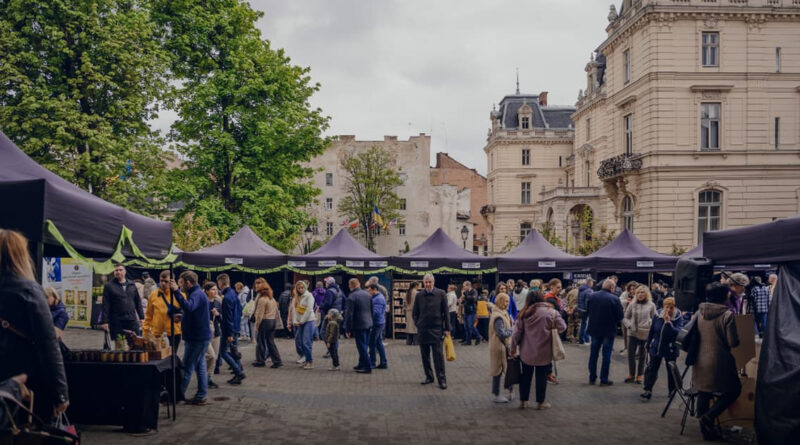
[539,186,600,202]
[597,153,642,181]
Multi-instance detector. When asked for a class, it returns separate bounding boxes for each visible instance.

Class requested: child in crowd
[325,309,342,371]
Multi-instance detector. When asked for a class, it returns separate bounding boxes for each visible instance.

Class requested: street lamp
[460,225,469,249]
[304,226,313,253]
[571,219,580,253]
[480,233,487,256]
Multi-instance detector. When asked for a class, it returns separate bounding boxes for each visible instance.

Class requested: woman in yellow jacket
[143,270,183,349]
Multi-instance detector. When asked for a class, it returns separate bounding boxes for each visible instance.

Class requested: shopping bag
[444,334,456,362]
[242,300,256,317]
[55,413,80,444]
[551,313,566,362]
[505,356,522,388]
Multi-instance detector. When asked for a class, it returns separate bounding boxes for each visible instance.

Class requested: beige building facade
[304,134,473,255]
[486,0,800,255]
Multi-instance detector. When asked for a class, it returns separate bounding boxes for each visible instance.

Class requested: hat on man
[325,276,336,286]
[728,272,750,287]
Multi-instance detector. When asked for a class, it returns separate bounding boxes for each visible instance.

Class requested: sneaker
[536,401,551,410]
[547,374,559,385]
[295,357,306,365]
[270,362,283,369]
[252,362,266,367]
[189,397,207,406]
[640,390,652,401]
[376,364,388,369]
[227,374,245,385]
[302,362,314,370]
[207,380,219,389]
[599,380,614,387]
[328,366,341,371]
[625,375,635,383]
[493,395,509,404]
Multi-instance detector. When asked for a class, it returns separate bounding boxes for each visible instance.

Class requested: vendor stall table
[65,357,182,433]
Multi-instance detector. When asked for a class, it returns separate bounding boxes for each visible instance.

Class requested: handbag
[551,312,566,362]
[443,334,456,362]
[242,299,256,317]
[677,312,700,365]
[55,413,80,444]
[504,354,522,388]
[0,389,78,444]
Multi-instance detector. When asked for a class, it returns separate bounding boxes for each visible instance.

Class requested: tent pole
[169,263,177,421]
[32,241,44,282]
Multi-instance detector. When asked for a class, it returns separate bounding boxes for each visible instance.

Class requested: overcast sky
[160,1,612,175]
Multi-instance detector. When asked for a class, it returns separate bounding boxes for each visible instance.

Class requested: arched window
[698,190,721,243]
[622,196,634,232]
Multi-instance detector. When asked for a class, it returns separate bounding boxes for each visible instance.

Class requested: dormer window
[517,101,533,130]
[521,117,530,129]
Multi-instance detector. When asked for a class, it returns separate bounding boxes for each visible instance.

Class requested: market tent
[680,243,775,271]
[497,229,591,273]
[287,229,388,272]
[180,225,286,271]
[0,131,173,270]
[391,228,496,273]
[586,229,677,272]
[701,217,800,445]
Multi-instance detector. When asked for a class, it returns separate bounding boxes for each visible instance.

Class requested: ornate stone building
[485,0,800,255]
[305,134,473,255]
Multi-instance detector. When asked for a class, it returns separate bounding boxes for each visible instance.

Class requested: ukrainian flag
[373,205,383,226]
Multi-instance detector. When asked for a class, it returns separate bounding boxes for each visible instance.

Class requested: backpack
[333,288,344,311]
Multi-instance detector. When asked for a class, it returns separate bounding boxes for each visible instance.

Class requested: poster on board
[43,257,94,328]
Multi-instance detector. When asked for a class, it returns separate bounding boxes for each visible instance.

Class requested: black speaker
[674,257,714,312]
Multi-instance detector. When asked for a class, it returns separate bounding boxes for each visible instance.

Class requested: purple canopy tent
[497,230,591,273]
[0,131,173,267]
[702,216,800,445]
[681,243,775,271]
[391,228,496,272]
[180,225,286,271]
[586,229,677,272]
[287,229,388,272]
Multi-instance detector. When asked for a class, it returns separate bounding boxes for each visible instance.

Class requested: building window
[521,149,530,166]
[325,173,333,186]
[624,114,633,155]
[325,198,333,210]
[586,118,591,141]
[398,224,406,236]
[520,222,532,241]
[326,222,334,236]
[521,182,531,205]
[400,198,406,210]
[623,49,631,84]
[776,47,782,72]
[698,190,721,243]
[622,196,634,232]
[559,156,562,167]
[585,160,590,186]
[700,103,720,150]
[521,116,530,129]
[702,32,719,67]
[775,117,780,150]
[311,224,319,235]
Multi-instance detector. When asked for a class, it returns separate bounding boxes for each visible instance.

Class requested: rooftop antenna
[516,68,520,95]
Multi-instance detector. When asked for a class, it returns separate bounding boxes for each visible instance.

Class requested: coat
[412,287,451,344]
[586,290,624,339]
[404,288,418,334]
[143,288,182,338]
[0,276,69,417]
[50,301,69,330]
[345,288,373,332]
[220,286,242,336]
[623,299,657,341]
[646,309,684,360]
[253,295,282,334]
[174,284,211,342]
[488,306,512,376]
[692,303,741,393]
[511,303,566,367]
[101,278,144,324]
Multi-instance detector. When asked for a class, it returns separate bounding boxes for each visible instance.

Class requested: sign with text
[369,261,388,268]
[410,261,429,268]
[288,261,306,267]
[224,257,243,265]
[636,261,654,268]
[318,260,337,267]
[43,257,93,328]
[461,262,480,269]
[346,261,364,268]
[538,261,556,268]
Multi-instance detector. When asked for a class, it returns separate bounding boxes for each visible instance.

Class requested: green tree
[152,0,329,252]
[338,146,403,252]
[572,206,616,255]
[0,0,171,216]
[540,221,565,249]
[670,243,688,256]
[172,212,226,251]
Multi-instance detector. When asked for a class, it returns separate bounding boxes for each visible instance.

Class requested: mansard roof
[497,94,575,130]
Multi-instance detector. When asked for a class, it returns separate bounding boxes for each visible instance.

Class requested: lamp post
[460,225,469,250]
[304,226,313,253]
[571,219,580,254]
[480,233,487,256]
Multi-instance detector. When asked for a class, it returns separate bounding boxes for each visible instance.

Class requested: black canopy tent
[497,229,591,273]
[0,131,174,273]
[704,216,800,445]
[681,243,775,271]
[391,228,496,274]
[586,229,677,272]
[179,225,286,272]
[287,229,388,273]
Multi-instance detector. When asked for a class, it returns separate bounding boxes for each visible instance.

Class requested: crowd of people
[0,227,778,441]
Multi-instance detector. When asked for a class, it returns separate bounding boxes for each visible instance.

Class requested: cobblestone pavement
[63,329,716,445]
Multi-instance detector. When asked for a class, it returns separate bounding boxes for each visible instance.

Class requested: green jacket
[325,319,340,344]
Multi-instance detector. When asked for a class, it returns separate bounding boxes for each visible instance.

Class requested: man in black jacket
[100,263,144,338]
[413,274,451,389]
[460,280,482,345]
[587,279,624,386]
[345,278,373,373]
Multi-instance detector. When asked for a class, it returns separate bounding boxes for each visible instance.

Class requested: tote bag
[444,334,456,362]
[551,312,566,362]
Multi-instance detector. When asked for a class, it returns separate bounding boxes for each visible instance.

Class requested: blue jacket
[586,289,624,338]
[577,284,592,314]
[345,288,373,332]
[175,284,211,342]
[221,286,241,336]
[490,293,518,320]
[321,284,344,314]
[372,292,386,326]
[646,310,684,360]
[50,301,69,330]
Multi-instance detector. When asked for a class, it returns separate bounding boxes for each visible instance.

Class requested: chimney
[539,91,548,107]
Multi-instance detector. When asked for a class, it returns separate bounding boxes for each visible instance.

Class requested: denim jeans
[182,339,210,400]
[298,321,315,363]
[369,324,387,367]
[354,329,371,370]
[579,314,590,343]
[463,313,481,342]
[219,334,243,375]
[588,335,615,383]
[754,312,767,336]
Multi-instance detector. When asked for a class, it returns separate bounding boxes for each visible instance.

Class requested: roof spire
[515,68,520,95]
